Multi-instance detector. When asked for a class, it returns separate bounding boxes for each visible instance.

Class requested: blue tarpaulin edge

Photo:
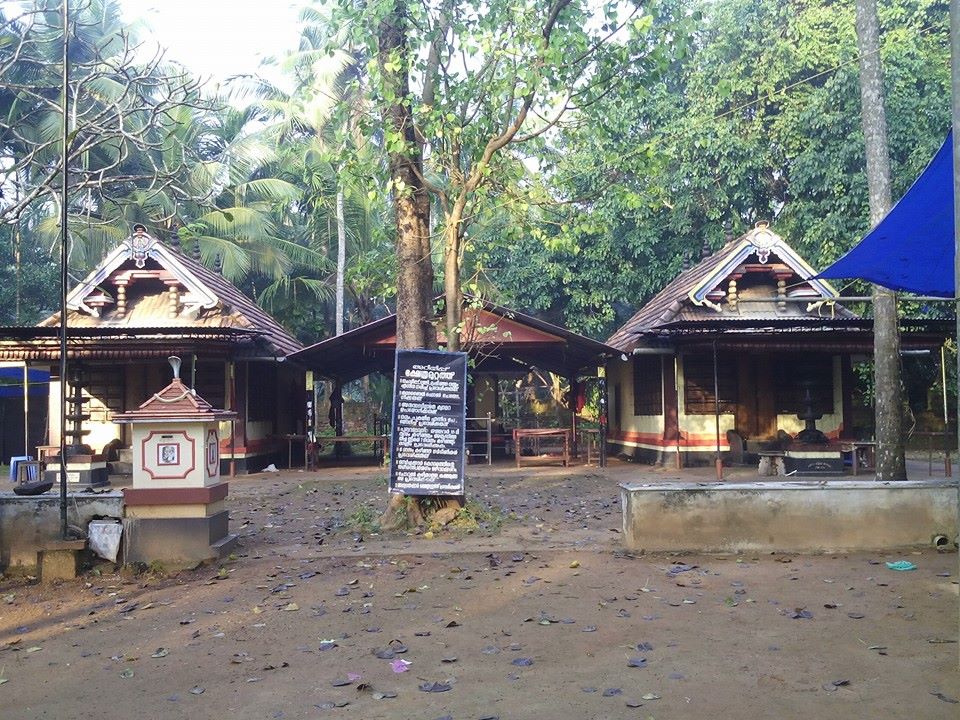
[817,131,954,297]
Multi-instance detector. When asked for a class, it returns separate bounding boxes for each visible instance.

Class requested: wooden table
[513,429,570,468]
[326,435,390,466]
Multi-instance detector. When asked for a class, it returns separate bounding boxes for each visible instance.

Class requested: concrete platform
[0,491,124,573]
[620,478,958,553]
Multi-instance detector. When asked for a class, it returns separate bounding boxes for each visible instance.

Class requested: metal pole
[58,0,70,541]
[712,340,723,481]
[942,345,952,476]
[229,361,236,477]
[486,412,492,465]
[22,364,29,457]
[597,368,608,468]
[949,0,960,669]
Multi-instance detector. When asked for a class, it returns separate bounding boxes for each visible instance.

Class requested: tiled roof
[172,250,303,356]
[39,234,302,357]
[607,226,856,352]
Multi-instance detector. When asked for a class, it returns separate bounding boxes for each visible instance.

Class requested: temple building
[605,222,945,466]
[0,227,305,474]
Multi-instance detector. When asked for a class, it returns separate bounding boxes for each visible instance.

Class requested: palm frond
[194,234,252,281]
[194,206,277,240]
[235,178,303,204]
[259,275,333,309]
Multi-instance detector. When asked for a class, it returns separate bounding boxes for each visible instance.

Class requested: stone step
[210,534,238,559]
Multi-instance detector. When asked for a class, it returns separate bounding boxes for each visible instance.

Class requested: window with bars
[683,354,737,415]
[633,355,663,416]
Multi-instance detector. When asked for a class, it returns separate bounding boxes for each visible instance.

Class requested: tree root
[379,494,464,532]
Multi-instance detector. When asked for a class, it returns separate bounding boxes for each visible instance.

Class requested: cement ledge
[0,490,124,500]
[619,478,958,492]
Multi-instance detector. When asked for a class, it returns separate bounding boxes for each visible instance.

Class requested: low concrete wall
[0,491,124,573]
[620,479,958,553]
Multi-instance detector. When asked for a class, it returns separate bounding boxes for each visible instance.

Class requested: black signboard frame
[389,349,468,495]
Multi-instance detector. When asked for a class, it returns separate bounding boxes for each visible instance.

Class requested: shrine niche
[114,357,237,565]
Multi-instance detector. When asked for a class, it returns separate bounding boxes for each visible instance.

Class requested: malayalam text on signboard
[389,349,467,495]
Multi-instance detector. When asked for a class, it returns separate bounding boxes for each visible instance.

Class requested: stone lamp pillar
[113,357,237,565]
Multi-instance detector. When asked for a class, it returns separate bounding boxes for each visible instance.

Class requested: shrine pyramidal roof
[114,376,236,423]
[607,223,856,352]
[38,229,302,357]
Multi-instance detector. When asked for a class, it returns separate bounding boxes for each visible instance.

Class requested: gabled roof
[38,231,302,357]
[113,377,236,423]
[607,223,855,352]
[289,296,616,382]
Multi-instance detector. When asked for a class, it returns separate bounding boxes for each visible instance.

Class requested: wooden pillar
[671,355,683,469]
[663,355,679,443]
[598,367,607,467]
[840,354,855,439]
[568,374,578,458]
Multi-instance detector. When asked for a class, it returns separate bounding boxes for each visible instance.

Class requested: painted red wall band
[610,427,842,448]
[123,482,229,506]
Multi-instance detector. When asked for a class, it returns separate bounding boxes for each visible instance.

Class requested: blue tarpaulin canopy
[818,132,954,297]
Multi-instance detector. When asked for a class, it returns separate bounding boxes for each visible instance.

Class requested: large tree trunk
[335,187,346,336]
[378,2,454,531]
[379,2,436,352]
[855,0,906,481]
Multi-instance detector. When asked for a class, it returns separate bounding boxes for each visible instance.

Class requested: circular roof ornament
[750,221,777,263]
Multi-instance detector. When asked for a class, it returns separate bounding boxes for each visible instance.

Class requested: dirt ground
[1,461,958,720]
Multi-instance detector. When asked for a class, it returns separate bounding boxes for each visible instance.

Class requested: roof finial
[169,222,181,251]
[168,355,182,380]
[723,221,733,244]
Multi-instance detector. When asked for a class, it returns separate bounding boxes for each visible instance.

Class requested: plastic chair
[9,455,33,482]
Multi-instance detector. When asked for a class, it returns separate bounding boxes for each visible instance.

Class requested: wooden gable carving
[688,222,840,313]
[66,230,219,319]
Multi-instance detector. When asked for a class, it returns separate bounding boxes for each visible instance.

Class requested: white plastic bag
[88,520,123,562]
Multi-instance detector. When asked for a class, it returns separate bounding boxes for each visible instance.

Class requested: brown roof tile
[606,226,856,352]
[40,236,303,357]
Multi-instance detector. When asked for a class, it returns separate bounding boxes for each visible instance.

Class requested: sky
[119,0,302,89]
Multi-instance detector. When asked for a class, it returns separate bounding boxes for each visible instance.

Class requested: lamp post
[950,0,960,670]
[58,0,70,540]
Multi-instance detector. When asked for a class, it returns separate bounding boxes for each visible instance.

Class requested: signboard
[389,349,467,495]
